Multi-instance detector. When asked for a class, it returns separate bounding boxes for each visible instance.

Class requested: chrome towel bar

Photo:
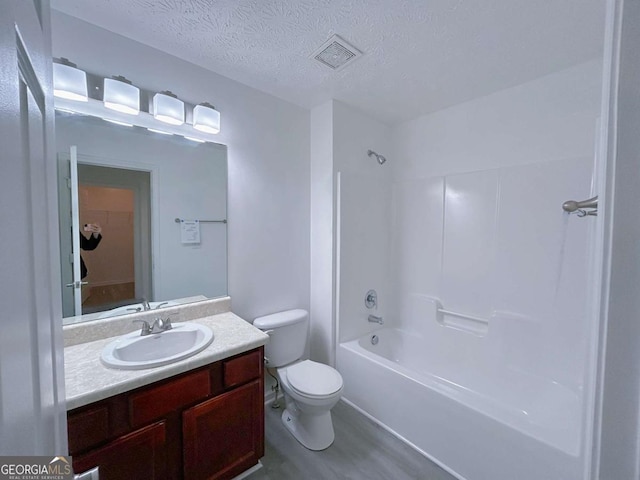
[174,217,227,224]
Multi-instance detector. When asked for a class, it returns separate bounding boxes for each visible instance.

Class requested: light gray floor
[247,400,457,480]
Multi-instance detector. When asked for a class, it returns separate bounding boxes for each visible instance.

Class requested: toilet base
[281,407,335,451]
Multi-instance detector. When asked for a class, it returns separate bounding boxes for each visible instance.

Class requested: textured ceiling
[51,0,606,125]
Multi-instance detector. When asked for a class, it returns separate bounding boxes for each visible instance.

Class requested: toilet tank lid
[253,309,308,329]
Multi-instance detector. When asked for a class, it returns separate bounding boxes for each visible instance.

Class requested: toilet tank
[253,309,308,367]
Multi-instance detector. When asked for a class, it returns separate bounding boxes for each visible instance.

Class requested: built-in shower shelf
[436,304,489,336]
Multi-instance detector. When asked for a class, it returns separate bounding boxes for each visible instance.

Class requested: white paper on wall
[180,220,201,244]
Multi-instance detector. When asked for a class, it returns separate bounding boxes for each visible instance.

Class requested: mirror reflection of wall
[56,112,228,324]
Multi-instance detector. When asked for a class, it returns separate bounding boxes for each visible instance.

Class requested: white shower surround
[335,60,603,479]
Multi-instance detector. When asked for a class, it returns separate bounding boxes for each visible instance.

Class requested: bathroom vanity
[63,299,268,480]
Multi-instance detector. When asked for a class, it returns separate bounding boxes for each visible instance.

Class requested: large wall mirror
[56,112,227,325]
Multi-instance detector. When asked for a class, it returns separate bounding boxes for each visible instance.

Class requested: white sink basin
[101,323,214,370]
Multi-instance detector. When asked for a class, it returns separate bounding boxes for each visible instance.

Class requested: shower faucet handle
[365,289,377,309]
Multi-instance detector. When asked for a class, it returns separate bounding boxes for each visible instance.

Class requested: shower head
[367,149,387,165]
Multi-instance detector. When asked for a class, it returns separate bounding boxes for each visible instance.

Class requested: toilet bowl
[253,310,344,450]
[277,360,343,450]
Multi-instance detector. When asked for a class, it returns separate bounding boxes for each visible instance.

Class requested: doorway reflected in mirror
[79,183,139,314]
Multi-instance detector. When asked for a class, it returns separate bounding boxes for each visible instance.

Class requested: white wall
[393,60,602,179]
[309,101,334,364]
[333,102,393,344]
[310,100,393,361]
[51,12,311,321]
[310,100,393,359]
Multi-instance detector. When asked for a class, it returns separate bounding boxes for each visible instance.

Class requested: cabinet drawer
[129,370,211,428]
[68,404,110,455]
[223,350,262,388]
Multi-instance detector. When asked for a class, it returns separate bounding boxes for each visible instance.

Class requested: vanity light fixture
[53,58,88,101]
[53,61,221,143]
[153,91,184,125]
[192,103,220,134]
[103,76,140,115]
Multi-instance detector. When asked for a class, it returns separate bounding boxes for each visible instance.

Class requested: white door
[0,0,67,455]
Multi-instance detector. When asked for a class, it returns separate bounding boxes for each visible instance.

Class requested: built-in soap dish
[434,299,489,337]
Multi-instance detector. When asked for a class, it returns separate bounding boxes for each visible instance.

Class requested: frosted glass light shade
[193,103,220,134]
[103,77,140,115]
[153,92,184,125]
[53,63,88,101]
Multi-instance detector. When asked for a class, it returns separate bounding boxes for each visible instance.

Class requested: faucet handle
[154,302,169,310]
[150,317,173,333]
[132,320,151,336]
[365,289,377,309]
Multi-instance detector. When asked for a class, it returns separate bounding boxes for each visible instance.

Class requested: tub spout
[368,314,384,325]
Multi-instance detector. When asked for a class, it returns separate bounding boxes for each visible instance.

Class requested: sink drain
[371,335,379,345]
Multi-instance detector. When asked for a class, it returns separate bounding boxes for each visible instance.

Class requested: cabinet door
[183,380,263,480]
[73,421,167,480]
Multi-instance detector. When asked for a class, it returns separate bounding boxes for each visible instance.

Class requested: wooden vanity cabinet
[183,380,262,480]
[72,421,168,479]
[67,347,264,480]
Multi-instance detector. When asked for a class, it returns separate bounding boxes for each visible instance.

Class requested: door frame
[590,0,640,478]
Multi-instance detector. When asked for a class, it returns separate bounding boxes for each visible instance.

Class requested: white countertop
[64,311,268,410]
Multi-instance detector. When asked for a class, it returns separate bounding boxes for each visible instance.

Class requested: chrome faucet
[133,318,173,336]
[141,299,151,311]
[368,314,384,325]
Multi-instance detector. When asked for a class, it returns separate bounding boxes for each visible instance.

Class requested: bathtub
[337,328,584,480]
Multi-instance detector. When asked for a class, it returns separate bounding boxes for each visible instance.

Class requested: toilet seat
[285,360,343,398]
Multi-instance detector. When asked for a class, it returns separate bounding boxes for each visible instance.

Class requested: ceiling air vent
[311,34,363,71]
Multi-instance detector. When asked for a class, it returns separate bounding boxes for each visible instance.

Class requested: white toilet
[253,309,343,451]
